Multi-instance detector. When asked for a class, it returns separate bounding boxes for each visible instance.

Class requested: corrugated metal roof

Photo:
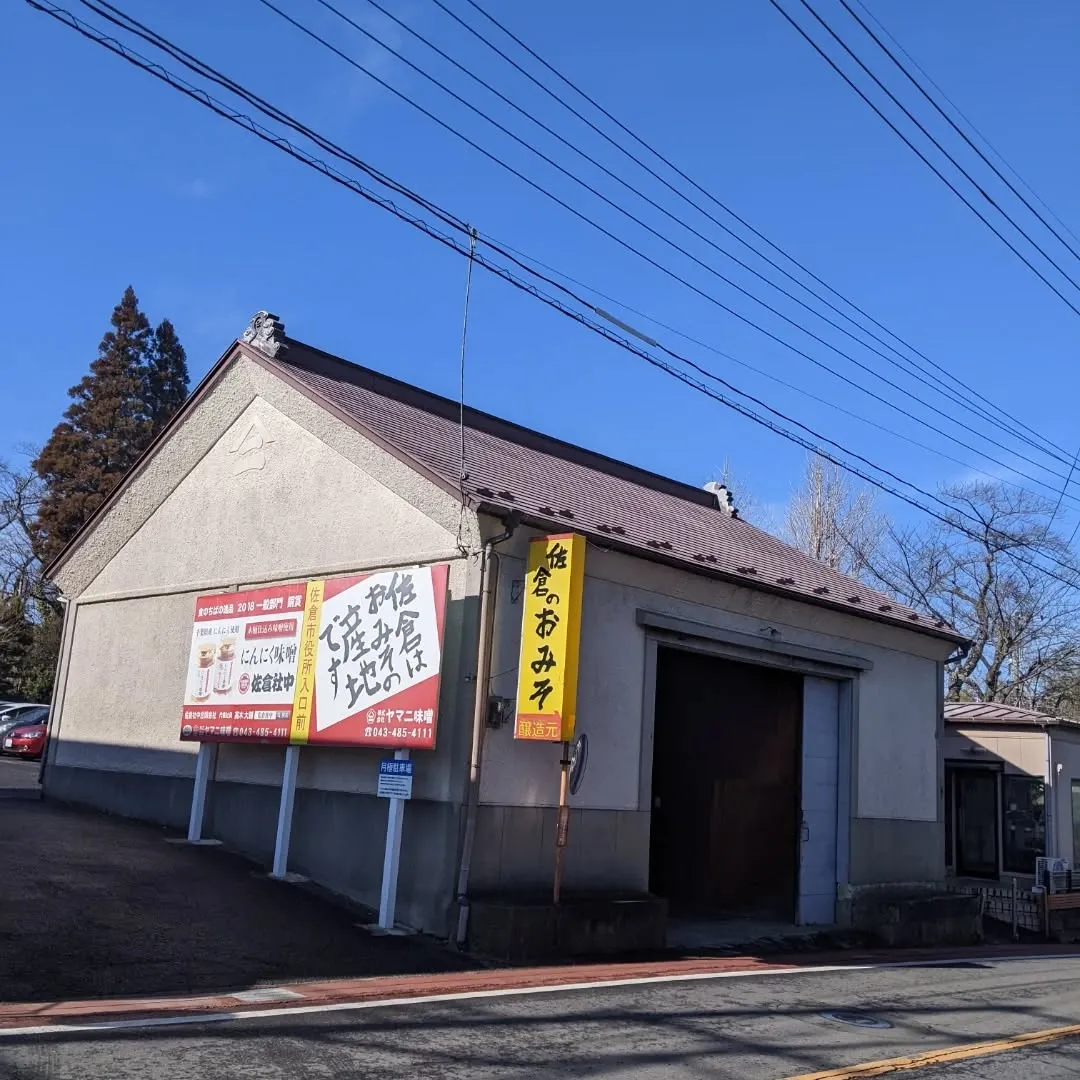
[945,702,1080,727]
[266,337,963,641]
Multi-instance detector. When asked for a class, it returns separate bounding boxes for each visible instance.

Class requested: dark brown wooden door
[650,648,802,918]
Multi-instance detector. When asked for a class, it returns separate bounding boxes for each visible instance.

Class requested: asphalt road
[0,757,41,797]
[4,956,1080,1079]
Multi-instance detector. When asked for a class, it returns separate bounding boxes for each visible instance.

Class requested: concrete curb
[0,943,1075,1032]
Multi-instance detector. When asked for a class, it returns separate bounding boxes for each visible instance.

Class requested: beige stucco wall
[48,353,482,801]
[481,530,952,822]
[942,724,1080,865]
[942,726,1047,777]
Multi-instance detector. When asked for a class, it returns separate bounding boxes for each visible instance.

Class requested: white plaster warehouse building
[42,313,965,942]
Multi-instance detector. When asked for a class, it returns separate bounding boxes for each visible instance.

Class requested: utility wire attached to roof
[456,227,478,553]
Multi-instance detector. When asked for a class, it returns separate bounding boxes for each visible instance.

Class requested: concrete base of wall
[850,885,982,947]
[43,764,463,938]
[469,805,651,894]
[44,762,194,830]
[467,894,668,962]
[850,817,946,884]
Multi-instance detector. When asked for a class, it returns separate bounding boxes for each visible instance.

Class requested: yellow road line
[786,1022,1080,1079]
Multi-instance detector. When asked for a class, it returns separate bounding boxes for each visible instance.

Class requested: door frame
[640,624,862,916]
[946,762,1002,878]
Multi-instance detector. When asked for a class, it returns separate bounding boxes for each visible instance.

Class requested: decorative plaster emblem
[230,416,275,475]
[241,311,286,357]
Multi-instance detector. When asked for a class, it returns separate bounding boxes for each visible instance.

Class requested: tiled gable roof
[265,337,962,642]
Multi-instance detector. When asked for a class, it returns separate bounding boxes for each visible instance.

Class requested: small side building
[944,702,1080,879]
[41,314,965,943]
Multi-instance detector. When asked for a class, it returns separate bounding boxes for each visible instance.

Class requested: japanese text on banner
[289,580,325,744]
[514,533,586,742]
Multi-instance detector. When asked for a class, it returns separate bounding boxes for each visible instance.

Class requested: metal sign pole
[186,742,218,843]
[271,744,301,879]
[553,741,571,905]
[378,748,411,930]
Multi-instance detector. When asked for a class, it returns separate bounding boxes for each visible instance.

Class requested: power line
[27,0,1080,592]
[307,0,1065,472]
[88,0,1078,510]
[849,0,1080,254]
[75,0,1080,516]
[839,0,1080,270]
[496,238,1080,502]
[447,0,1076,469]
[770,0,1080,319]
[246,0,1080,501]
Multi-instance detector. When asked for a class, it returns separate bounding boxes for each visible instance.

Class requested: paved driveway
[0,764,472,1002]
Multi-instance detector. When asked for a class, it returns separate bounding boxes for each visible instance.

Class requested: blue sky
[4,0,1080,532]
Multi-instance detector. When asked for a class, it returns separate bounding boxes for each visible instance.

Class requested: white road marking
[231,988,304,1004]
[4,952,1079,1039]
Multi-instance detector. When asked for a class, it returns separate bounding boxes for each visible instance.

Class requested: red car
[3,719,47,759]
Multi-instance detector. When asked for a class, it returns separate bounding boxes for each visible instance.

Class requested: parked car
[3,718,47,760]
[0,706,47,740]
[0,703,42,722]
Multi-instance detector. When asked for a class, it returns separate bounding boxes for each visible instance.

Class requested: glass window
[1002,776,1045,874]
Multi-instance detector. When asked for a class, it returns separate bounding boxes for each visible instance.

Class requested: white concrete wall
[49,353,481,802]
[942,727,1047,777]
[481,532,952,822]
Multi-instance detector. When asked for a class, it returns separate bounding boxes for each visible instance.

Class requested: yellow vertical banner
[514,533,586,742]
[289,579,324,744]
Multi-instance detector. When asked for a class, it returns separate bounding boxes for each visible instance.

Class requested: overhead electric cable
[848,0,1080,254]
[301,0,1068,472]
[769,0,1080,319]
[241,0,1080,497]
[837,0,1080,269]
[446,0,1075,468]
[29,0,1080,590]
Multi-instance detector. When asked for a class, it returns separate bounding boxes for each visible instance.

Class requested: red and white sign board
[180,583,307,743]
[180,564,449,749]
[306,566,448,749]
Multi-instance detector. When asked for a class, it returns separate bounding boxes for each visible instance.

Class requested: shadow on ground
[0,769,474,1002]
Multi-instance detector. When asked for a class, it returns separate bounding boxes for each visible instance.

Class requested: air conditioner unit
[1036,857,1071,893]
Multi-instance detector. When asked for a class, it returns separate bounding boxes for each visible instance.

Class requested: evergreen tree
[0,596,32,700]
[32,286,189,565]
[19,610,62,702]
[145,318,190,436]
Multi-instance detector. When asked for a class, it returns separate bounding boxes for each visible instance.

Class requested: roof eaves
[475,501,968,644]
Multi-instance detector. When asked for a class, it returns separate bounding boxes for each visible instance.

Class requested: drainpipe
[454,513,519,948]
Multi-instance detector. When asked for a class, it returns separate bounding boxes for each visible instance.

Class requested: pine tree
[145,318,190,437]
[32,286,189,565]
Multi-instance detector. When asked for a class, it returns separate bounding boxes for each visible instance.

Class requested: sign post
[377,749,412,930]
[512,534,587,905]
[177,565,449,885]
[271,744,301,879]
[186,742,219,844]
